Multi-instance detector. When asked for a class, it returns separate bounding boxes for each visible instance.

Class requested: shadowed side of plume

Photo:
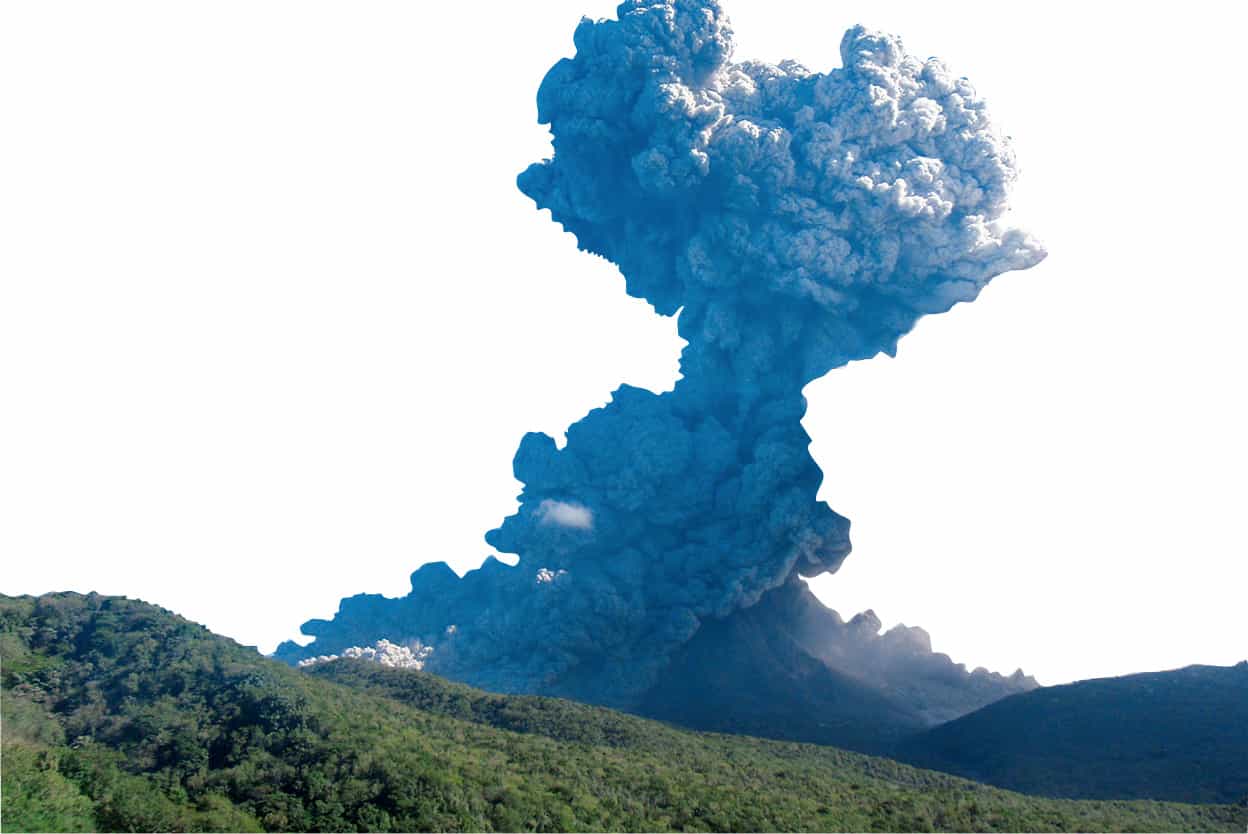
[636,577,1036,753]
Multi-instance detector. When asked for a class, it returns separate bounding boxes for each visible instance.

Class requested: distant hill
[897,663,1248,804]
[637,578,1035,754]
[4,592,1243,832]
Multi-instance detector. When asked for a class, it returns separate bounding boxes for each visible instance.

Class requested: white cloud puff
[536,499,594,530]
[297,638,432,670]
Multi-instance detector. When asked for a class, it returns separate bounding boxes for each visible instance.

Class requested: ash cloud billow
[278,0,1044,711]
[297,639,433,671]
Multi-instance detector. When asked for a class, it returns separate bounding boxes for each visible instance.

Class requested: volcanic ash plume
[277,0,1045,707]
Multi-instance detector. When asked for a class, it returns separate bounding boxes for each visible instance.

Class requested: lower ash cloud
[278,0,1043,722]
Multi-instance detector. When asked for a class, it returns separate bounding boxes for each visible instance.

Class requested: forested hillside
[2,592,1244,832]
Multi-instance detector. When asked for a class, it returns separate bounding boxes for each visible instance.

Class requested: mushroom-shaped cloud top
[520,1,1043,382]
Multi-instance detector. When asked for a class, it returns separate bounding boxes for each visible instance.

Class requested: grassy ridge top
[2,592,1244,832]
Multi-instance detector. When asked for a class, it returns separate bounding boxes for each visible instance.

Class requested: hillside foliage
[2,593,1244,833]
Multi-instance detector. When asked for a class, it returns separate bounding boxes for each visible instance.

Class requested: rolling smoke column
[277,0,1044,709]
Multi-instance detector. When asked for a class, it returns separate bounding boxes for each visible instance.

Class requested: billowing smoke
[297,638,433,670]
[277,0,1043,708]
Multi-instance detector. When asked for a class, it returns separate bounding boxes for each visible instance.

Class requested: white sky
[2,1,1244,686]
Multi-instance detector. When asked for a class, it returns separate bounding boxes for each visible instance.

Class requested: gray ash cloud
[277,0,1043,708]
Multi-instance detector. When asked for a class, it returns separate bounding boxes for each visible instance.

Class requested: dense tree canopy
[3,593,1244,832]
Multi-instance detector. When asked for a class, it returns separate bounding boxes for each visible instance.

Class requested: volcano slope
[5,592,1244,833]
[635,577,1035,754]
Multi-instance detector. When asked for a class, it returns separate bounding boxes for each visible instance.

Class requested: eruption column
[278,0,1044,707]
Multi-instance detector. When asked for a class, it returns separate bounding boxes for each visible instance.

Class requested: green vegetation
[2,592,1244,832]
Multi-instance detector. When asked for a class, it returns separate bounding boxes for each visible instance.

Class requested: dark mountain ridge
[897,662,1248,805]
